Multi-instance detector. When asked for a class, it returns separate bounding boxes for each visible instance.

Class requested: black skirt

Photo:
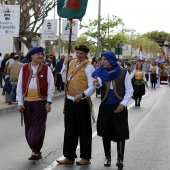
[150,73,157,83]
[133,84,145,96]
[97,103,129,142]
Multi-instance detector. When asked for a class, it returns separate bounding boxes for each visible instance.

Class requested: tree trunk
[14,38,20,55]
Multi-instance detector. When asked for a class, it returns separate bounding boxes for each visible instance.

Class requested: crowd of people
[0,45,169,170]
[0,50,68,105]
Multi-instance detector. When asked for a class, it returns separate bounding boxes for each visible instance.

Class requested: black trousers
[63,98,92,161]
[0,69,2,87]
[56,74,64,91]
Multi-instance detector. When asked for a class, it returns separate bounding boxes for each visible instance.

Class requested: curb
[0,92,65,114]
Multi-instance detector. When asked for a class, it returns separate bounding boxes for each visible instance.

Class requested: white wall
[0,37,14,56]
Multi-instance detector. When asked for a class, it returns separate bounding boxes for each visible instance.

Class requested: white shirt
[61,62,96,100]
[16,63,55,105]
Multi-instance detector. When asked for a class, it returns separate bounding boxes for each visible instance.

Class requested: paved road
[1,85,170,170]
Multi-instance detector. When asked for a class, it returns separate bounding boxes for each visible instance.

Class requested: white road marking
[43,91,150,170]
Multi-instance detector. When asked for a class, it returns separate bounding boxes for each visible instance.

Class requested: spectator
[0,52,3,88]
[55,55,65,92]
[91,57,98,69]
[21,53,31,64]
[20,51,24,62]
[7,55,23,104]
[1,53,10,95]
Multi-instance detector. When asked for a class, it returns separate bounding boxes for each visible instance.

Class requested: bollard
[5,93,9,103]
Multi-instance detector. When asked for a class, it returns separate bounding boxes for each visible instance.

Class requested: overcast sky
[82,0,170,35]
[47,0,170,36]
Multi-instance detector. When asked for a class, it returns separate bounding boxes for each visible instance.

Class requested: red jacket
[22,63,48,99]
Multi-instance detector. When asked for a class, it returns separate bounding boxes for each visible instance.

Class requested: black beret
[75,44,90,53]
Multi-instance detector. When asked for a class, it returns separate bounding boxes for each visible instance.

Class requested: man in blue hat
[16,47,55,160]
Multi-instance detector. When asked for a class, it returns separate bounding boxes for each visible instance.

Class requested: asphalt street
[0,85,170,170]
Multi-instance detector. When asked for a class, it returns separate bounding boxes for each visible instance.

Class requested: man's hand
[17,105,25,112]
[114,104,125,113]
[64,55,72,65]
[45,103,51,113]
[73,94,83,103]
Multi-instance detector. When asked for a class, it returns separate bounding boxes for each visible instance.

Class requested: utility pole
[58,17,61,58]
[96,0,101,58]
[108,14,109,39]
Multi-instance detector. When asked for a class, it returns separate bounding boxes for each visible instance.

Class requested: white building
[0,37,44,57]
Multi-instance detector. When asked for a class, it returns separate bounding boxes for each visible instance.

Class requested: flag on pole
[57,0,88,19]
[139,44,143,61]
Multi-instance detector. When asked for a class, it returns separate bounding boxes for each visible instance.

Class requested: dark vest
[22,63,48,99]
[101,68,127,102]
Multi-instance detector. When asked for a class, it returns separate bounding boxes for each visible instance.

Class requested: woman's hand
[93,76,99,86]
[114,104,125,113]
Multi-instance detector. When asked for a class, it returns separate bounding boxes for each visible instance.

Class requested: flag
[139,44,143,61]
[57,0,88,19]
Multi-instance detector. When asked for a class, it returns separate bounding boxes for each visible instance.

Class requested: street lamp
[96,0,101,58]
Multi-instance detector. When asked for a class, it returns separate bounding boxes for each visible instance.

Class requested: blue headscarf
[92,51,120,81]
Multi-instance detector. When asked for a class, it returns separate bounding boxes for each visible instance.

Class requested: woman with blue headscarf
[92,51,133,169]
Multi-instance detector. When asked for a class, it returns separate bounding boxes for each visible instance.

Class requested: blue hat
[101,51,118,68]
[28,47,43,58]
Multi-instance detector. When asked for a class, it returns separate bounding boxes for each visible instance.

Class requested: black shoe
[137,102,140,106]
[104,156,111,167]
[116,160,123,169]
[2,92,5,95]
[28,155,40,160]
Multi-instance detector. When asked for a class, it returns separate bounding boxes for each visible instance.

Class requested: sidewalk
[0,87,65,114]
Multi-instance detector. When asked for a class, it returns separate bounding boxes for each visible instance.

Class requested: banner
[62,19,78,41]
[57,0,88,19]
[41,19,57,40]
[123,44,131,56]
[0,5,20,37]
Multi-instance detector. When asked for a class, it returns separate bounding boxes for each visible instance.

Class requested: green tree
[76,36,96,56]
[130,36,159,58]
[142,30,170,41]
[80,15,127,55]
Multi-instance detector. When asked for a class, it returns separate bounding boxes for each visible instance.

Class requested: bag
[4,63,9,75]
[4,77,12,94]
[57,0,88,19]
